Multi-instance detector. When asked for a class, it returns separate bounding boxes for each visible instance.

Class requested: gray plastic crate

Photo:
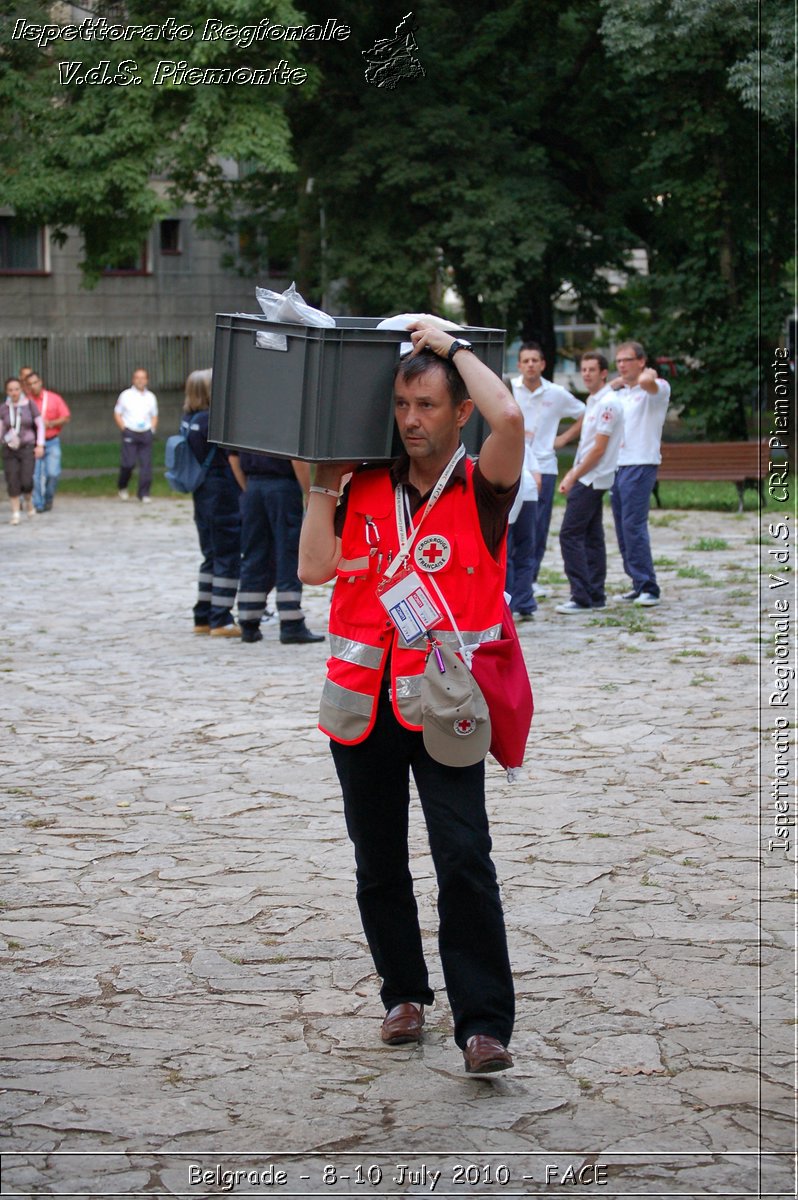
[209,313,506,462]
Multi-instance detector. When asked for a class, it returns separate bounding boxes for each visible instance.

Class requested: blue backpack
[164,422,216,493]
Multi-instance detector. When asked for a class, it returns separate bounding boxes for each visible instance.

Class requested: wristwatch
[447,338,473,363]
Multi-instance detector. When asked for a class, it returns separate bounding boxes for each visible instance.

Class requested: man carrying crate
[299,322,524,1074]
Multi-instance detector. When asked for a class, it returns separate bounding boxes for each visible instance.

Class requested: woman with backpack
[180,369,245,637]
[1,377,45,525]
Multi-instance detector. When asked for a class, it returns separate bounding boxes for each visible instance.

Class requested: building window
[83,226,150,276]
[100,245,149,275]
[0,217,47,273]
[159,219,182,255]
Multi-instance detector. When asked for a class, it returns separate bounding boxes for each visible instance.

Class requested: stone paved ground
[0,495,793,1198]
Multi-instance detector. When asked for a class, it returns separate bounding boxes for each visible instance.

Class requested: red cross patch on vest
[413,534,451,573]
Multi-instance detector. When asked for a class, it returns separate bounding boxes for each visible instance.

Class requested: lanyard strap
[385,444,465,580]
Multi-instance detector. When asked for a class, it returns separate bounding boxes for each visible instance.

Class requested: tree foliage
[597,0,792,436]
[0,0,306,279]
[0,0,791,436]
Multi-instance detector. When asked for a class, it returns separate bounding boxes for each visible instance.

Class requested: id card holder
[376,565,444,644]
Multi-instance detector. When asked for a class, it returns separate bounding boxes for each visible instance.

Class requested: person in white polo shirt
[609,341,670,606]
[114,368,158,502]
[506,438,541,621]
[510,343,584,597]
[554,352,624,613]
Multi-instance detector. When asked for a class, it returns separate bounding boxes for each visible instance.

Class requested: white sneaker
[634,592,661,607]
[533,583,548,599]
[140,496,152,504]
[118,489,129,501]
[10,512,20,525]
[554,599,591,614]
[618,589,638,601]
[262,610,278,625]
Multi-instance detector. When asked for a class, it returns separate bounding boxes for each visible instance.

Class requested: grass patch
[59,474,179,499]
[58,440,180,498]
[685,537,730,552]
[653,479,783,512]
[537,568,568,585]
[677,565,711,580]
[649,512,687,527]
[63,441,166,470]
[590,608,654,634]
[654,557,679,568]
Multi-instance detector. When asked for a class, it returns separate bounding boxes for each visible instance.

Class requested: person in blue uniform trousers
[182,369,243,637]
[232,451,324,645]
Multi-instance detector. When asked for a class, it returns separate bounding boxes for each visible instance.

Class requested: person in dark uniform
[232,451,324,645]
[181,369,243,637]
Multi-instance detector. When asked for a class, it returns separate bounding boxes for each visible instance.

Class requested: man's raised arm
[406,324,525,488]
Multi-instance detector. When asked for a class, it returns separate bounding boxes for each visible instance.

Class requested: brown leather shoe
[380,1003,424,1045]
[463,1035,513,1074]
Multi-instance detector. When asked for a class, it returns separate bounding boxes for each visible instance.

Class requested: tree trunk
[520,280,557,379]
[295,177,318,304]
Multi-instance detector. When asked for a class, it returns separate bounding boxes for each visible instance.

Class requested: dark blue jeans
[33,437,61,510]
[610,464,659,597]
[559,481,607,607]
[118,429,153,499]
[506,500,538,613]
[330,686,515,1050]
[192,468,241,628]
[531,472,557,583]
[239,475,306,627]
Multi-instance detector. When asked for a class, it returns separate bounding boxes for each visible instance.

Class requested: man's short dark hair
[580,351,609,371]
[617,340,646,360]
[394,350,468,407]
[519,341,544,356]
[5,376,20,391]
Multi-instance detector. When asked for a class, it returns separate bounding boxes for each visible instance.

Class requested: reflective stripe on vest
[396,623,502,653]
[337,556,371,573]
[321,677,374,717]
[394,673,423,700]
[329,633,384,670]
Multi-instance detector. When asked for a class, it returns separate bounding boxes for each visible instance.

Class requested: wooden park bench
[652,440,770,511]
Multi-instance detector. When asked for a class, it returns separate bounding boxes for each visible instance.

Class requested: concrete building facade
[0,207,260,440]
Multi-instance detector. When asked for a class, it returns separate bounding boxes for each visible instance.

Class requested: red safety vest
[320,459,507,745]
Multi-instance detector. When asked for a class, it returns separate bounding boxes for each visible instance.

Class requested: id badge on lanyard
[373,444,463,643]
[376,565,443,644]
